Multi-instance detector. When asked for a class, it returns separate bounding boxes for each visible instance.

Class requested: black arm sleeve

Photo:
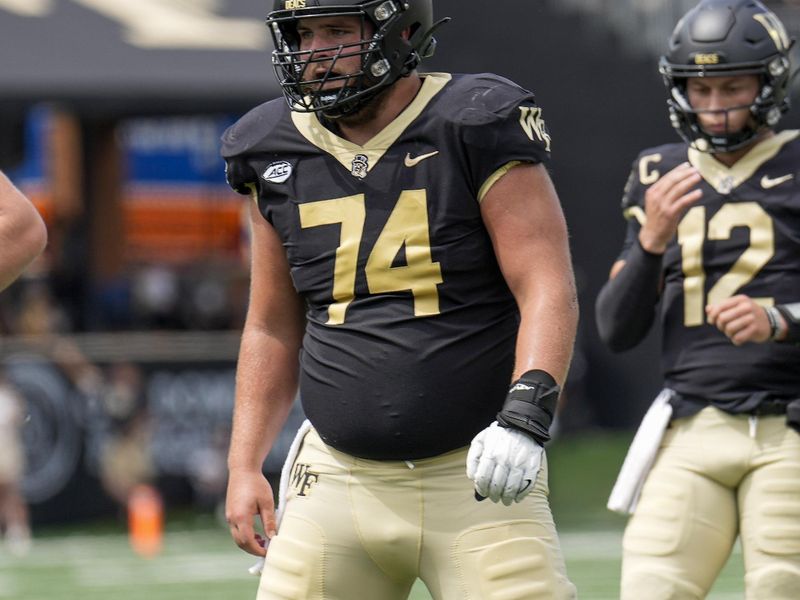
[595,238,663,352]
[775,303,800,345]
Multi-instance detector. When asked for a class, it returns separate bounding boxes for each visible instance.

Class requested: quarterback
[222,0,578,599]
[596,1,800,598]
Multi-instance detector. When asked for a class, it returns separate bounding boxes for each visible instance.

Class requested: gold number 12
[677,202,774,327]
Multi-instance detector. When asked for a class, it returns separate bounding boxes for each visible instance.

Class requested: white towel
[607,389,673,516]
[249,419,312,576]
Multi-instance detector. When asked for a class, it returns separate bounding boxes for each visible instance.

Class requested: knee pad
[623,478,690,556]
[746,564,800,600]
[258,516,324,600]
[753,476,800,556]
[622,570,704,600]
[454,521,576,600]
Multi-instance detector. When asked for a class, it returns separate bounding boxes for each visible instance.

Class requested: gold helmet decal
[754,12,791,51]
[693,53,720,65]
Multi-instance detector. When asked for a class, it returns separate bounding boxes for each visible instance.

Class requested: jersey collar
[290,73,452,176]
[688,130,799,194]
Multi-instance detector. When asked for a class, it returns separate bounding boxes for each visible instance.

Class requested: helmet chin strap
[697,124,761,154]
[693,105,761,153]
[314,82,387,120]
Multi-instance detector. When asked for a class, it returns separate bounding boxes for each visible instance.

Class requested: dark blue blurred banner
[3,340,305,524]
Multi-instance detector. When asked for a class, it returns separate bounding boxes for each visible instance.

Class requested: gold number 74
[299,190,443,325]
[677,201,774,327]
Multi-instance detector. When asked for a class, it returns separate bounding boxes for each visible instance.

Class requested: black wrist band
[496,369,560,445]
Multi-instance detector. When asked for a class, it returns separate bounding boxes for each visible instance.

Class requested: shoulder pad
[438,73,537,125]
[220,99,288,158]
[768,130,800,171]
[619,143,686,213]
[633,142,687,167]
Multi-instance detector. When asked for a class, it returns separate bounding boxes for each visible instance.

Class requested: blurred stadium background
[1,1,798,598]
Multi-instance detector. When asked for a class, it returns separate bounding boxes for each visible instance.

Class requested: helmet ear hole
[279,23,300,52]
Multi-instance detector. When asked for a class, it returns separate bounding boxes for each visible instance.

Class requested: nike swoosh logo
[518,479,533,495]
[404,150,439,167]
[761,173,794,189]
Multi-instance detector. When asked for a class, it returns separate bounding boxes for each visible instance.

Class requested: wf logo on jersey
[351,154,369,179]
[290,463,319,497]
[716,175,735,195]
[518,106,552,152]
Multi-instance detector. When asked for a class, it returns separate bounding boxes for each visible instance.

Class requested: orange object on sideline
[127,484,164,558]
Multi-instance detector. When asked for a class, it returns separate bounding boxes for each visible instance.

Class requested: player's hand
[706,294,776,345]
[225,468,276,557]
[639,162,703,254]
[466,422,544,505]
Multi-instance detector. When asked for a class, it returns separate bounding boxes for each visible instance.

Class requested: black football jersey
[619,131,800,411]
[222,73,552,459]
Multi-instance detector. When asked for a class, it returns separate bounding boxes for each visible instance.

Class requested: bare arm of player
[481,162,578,384]
[706,294,787,345]
[226,200,306,557]
[0,170,47,291]
[466,163,577,505]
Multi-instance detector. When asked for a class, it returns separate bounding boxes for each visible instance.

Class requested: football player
[596,1,800,598]
[0,170,46,291]
[222,1,578,598]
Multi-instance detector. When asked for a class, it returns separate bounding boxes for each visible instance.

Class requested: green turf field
[0,522,745,599]
[0,432,746,599]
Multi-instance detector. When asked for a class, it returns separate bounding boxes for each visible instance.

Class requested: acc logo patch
[262,161,293,184]
[351,153,369,179]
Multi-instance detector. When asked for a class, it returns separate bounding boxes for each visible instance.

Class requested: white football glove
[466,421,544,505]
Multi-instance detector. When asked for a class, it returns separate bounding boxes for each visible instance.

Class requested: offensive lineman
[596,1,800,598]
[222,0,578,598]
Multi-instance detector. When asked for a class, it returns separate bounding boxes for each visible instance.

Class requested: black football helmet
[660,0,794,153]
[266,0,449,119]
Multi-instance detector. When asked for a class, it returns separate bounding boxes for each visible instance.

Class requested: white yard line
[74,555,250,587]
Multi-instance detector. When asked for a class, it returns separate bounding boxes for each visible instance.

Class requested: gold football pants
[621,406,800,599]
[257,427,576,600]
